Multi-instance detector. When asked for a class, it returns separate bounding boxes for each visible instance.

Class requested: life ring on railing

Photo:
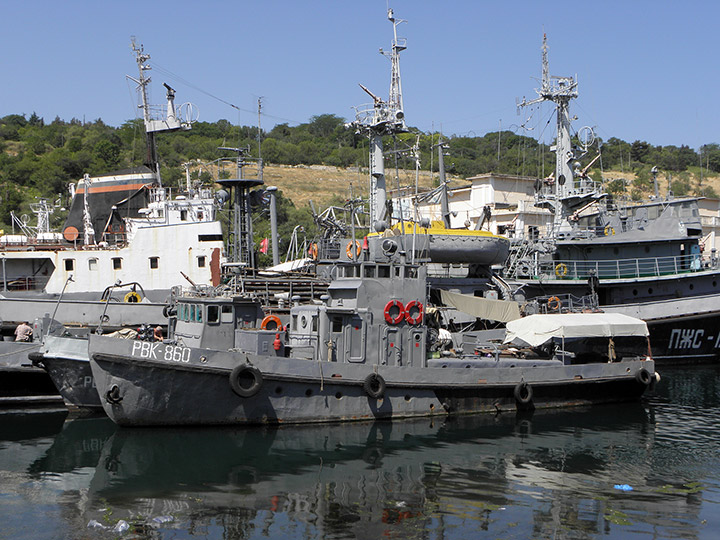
[384,300,405,325]
[229,365,263,398]
[554,263,568,277]
[514,381,533,407]
[309,243,318,260]
[346,240,361,259]
[124,291,142,303]
[260,314,282,331]
[604,225,616,236]
[363,373,386,399]
[547,296,562,311]
[404,300,424,325]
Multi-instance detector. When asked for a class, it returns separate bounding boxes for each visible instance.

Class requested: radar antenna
[128,38,195,185]
[517,34,602,235]
[351,8,408,230]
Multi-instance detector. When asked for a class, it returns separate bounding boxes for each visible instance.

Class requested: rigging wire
[148,61,302,125]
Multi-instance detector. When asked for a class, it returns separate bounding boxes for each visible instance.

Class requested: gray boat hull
[89,335,654,427]
[32,335,102,411]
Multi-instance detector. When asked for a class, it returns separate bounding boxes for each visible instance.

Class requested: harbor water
[1,366,719,539]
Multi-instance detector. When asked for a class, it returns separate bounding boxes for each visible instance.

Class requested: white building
[395,173,552,240]
[397,173,720,254]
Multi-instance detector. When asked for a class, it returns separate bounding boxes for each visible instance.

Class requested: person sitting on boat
[154,326,163,342]
[14,321,33,342]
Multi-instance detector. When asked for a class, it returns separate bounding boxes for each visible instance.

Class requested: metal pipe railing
[530,252,715,280]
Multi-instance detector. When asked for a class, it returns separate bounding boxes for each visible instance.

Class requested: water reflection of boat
[77,404,705,538]
[27,415,116,478]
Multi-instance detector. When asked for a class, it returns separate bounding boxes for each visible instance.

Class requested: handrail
[522,252,718,280]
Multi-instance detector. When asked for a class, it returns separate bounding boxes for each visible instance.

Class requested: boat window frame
[207,304,220,325]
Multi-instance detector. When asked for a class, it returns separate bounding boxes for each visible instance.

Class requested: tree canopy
[2,111,719,231]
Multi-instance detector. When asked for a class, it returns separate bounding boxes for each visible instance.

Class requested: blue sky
[3,1,719,149]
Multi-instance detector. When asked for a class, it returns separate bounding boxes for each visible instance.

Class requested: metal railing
[533,253,718,280]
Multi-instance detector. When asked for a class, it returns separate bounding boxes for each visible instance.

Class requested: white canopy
[503,312,649,347]
[260,258,313,275]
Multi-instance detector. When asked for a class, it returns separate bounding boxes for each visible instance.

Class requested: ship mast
[352,9,408,232]
[433,136,452,228]
[128,38,193,185]
[518,34,601,236]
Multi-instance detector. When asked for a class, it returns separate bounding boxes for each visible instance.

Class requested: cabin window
[180,210,188,221]
[221,305,233,323]
[404,267,418,279]
[331,316,343,333]
[364,265,376,278]
[378,265,390,278]
[300,314,308,329]
[196,304,203,322]
[312,315,318,332]
[189,304,196,322]
[207,305,220,324]
[112,258,122,270]
[197,210,204,220]
[64,259,74,271]
[197,256,206,268]
[149,257,159,269]
[179,304,186,322]
[88,258,97,271]
[291,314,297,330]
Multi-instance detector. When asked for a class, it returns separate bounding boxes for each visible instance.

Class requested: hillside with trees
[2,111,720,262]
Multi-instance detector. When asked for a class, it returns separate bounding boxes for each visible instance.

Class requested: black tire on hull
[230,365,264,398]
[635,368,652,386]
[514,381,534,408]
[363,373,386,399]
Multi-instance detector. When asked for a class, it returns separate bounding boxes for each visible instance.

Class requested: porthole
[690,284,695,290]
[404,395,411,401]
[305,388,313,397]
[714,281,717,287]
[648,288,653,295]
[274,386,283,395]
[632,289,638,296]
[335,392,343,399]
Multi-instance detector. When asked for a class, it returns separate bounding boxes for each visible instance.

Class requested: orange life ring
[346,240,361,259]
[548,296,562,311]
[260,314,282,331]
[384,300,405,325]
[404,300,423,325]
